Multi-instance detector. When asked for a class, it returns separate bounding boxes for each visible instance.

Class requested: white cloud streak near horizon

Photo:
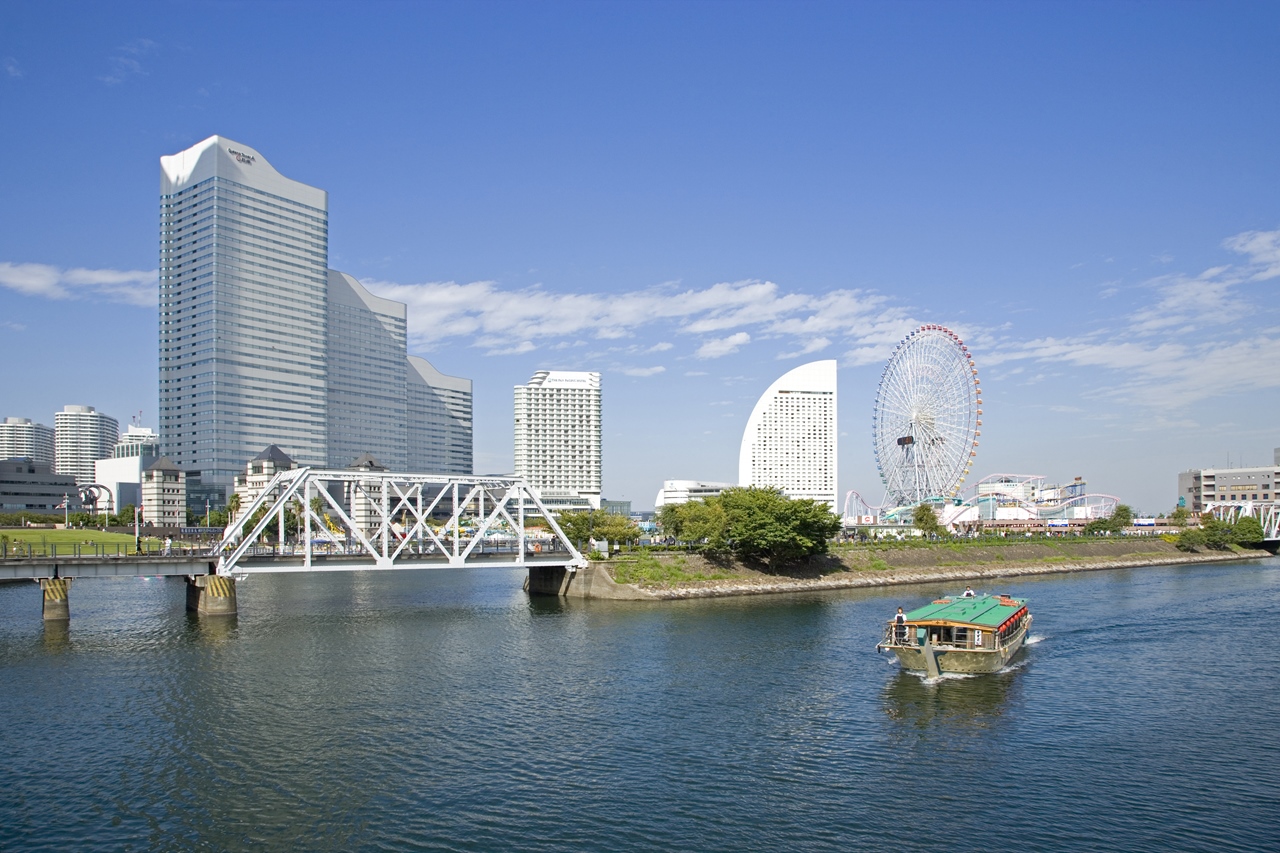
[2,226,1277,411]
[0,262,156,306]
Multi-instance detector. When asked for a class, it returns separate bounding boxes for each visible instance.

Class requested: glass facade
[160,137,331,488]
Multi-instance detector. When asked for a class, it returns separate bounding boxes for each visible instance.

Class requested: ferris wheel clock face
[872,324,981,507]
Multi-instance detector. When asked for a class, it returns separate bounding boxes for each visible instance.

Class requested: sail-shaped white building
[738,360,838,510]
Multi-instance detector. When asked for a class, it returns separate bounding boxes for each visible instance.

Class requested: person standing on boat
[963,586,976,597]
[894,607,907,642]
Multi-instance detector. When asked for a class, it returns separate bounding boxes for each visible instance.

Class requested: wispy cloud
[618,366,666,377]
[365,275,914,363]
[4,57,21,78]
[695,332,751,359]
[778,336,831,359]
[0,262,156,306]
[99,39,156,85]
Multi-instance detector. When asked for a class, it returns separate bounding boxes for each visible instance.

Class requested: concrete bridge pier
[40,577,72,620]
[186,574,237,616]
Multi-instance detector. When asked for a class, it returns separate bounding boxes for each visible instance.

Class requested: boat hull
[891,621,1030,674]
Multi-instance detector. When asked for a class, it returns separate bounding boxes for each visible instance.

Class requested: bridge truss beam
[215,468,586,577]
[1206,501,1280,541]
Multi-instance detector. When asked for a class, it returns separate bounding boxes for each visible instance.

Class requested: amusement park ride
[845,324,1120,531]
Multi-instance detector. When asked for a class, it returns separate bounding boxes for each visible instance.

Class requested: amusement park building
[738,360,838,511]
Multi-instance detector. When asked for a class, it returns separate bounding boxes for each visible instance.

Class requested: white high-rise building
[514,371,602,510]
[160,136,330,486]
[738,360,838,510]
[0,417,55,468]
[159,136,474,489]
[55,405,120,486]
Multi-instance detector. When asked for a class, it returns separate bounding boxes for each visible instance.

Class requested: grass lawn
[0,528,163,557]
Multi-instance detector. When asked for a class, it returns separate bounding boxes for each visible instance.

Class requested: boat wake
[1025,634,1047,646]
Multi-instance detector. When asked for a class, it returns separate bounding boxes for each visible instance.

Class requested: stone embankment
[572,540,1272,601]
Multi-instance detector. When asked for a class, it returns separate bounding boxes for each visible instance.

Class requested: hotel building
[514,371,602,510]
[738,360,838,511]
[158,135,472,493]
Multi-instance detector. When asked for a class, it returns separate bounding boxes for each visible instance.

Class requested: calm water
[2,558,1278,852]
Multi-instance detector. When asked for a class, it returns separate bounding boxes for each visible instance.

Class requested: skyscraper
[160,136,330,487]
[738,360,838,510]
[326,270,408,470]
[0,417,55,469]
[159,136,474,489]
[407,356,473,474]
[514,371,602,510]
[55,405,120,485]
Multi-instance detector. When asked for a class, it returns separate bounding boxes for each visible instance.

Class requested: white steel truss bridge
[1206,500,1280,542]
[216,468,586,577]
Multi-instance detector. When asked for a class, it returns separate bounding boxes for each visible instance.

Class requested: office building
[407,356,473,474]
[327,270,408,470]
[1178,449,1279,512]
[0,459,81,514]
[55,405,120,486]
[93,425,161,513]
[0,417,55,469]
[159,135,473,490]
[514,371,602,510]
[738,360,838,511]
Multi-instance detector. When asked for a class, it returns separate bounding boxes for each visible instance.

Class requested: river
[1,557,1277,851]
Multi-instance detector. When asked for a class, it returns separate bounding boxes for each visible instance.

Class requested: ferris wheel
[872,324,982,507]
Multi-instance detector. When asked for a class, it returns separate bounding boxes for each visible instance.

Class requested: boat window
[955,626,969,646]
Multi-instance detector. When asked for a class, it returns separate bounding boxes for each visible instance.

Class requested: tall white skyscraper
[159,136,474,492]
[160,136,330,487]
[0,417,56,469]
[514,371,602,510]
[738,360,838,510]
[55,405,120,485]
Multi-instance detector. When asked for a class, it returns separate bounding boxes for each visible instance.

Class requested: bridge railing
[215,469,587,576]
[1206,500,1280,541]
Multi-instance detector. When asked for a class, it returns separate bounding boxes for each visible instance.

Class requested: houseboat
[876,593,1031,676]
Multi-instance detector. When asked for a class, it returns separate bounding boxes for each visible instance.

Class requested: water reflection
[880,664,1021,730]
[185,611,238,643]
[41,619,71,652]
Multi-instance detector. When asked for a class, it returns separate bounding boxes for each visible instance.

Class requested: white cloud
[647,342,673,352]
[0,262,155,306]
[778,336,831,359]
[618,366,666,377]
[696,332,751,359]
[4,57,21,78]
[1222,227,1280,280]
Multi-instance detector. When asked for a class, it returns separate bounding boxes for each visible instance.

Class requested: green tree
[226,493,242,520]
[596,512,640,553]
[657,503,686,540]
[1111,504,1134,529]
[555,510,597,550]
[913,502,943,538]
[718,486,842,570]
[1201,516,1233,550]
[118,504,136,526]
[1174,527,1206,552]
[1233,515,1265,544]
[1169,505,1191,528]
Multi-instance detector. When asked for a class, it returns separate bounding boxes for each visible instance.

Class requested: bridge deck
[0,552,579,581]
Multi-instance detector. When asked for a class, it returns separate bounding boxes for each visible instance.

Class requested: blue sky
[1,0,1278,513]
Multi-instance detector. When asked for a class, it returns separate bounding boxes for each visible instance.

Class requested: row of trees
[656,486,842,569]
[1176,514,1265,551]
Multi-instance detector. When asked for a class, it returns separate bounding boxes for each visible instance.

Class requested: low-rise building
[231,445,297,523]
[653,479,736,508]
[141,457,186,527]
[0,459,82,514]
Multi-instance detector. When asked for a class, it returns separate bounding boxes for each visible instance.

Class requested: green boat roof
[903,594,1027,628]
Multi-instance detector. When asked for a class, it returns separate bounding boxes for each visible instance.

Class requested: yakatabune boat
[876,593,1032,676]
